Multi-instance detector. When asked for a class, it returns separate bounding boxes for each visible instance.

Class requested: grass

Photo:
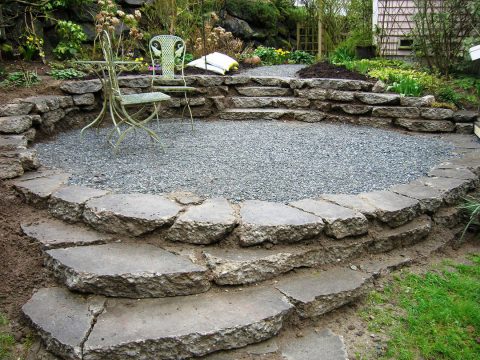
[0,313,15,360]
[358,255,480,360]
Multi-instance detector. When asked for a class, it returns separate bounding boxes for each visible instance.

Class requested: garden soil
[297,61,371,81]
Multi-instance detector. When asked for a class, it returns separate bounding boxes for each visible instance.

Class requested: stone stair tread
[46,243,211,298]
[230,96,310,109]
[274,267,372,318]
[12,172,70,205]
[21,218,113,249]
[236,86,290,97]
[83,287,292,360]
[22,287,105,360]
[219,108,326,122]
[83,193,183,236]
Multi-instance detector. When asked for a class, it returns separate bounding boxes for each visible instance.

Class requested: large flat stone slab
[48,185,110,223]
[45,243,210,298]
[236,86,290,97]
[83,193,182,236]
[21,219,113,249]
[0,134,27,151]
[239,200,324,246]
[275,268,371,319]
[167,198,237,244]
[370,215,432,253]
[319,193,378,219]
[290,199,368,239]
[428,167,478,181]
[231,96,310,109]
[359,190,420,227]
[0,115,33,134]
[204,247,320,285]
[83,287,293,360]
[280,329,347,360]
[22,287,105,360]
[12,172,70,206]
[416,176,474,205]
[390,182,444,213]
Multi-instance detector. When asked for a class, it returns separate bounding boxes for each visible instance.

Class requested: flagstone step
[23,286,293,360]
[21,218,113,250]
[45,243,211,298]
[236,86,291,97]
[230,96,310,109]
[219,108,326,122]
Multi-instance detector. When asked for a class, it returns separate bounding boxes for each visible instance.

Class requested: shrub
[288,50,315,65]
[54,20,87,59]
[193,26,243,58]
[388,77,423,97]
[437,86,462,106]
[49,68,86,80]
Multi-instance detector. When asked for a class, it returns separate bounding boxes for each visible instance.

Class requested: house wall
[373,0,417,57]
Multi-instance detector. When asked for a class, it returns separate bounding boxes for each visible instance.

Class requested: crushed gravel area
[35,120,455,202]
[236,64,306,78]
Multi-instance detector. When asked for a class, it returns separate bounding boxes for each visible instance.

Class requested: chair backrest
[99,31,121,96]
[149,35,187,80]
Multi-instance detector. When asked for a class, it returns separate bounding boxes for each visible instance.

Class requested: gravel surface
[236,64,306,78]
[35,120,455,202]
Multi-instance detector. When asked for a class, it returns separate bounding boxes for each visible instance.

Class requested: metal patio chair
[149,35,196,129]
[81,31,171,151]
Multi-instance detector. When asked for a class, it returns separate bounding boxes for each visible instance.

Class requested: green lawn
[360,255,480,360]
[0,313,15,360]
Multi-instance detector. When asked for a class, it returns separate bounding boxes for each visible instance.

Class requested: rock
[334,104,372,115]
[359,255,413,277]
[355,93,400,105]
[167,198,237,244]
[453,110,477,123]
[293,110,326,123]
[83,193,182,236]
[359,191,420,227]
[48,185,110,223]
[428,167,478,182]
[280,329,347,360]
[23,128,37,142]
[194,75,224,87]
[224,76,250,85]
[118,76,151,88]
[390,182,444,213]
[319,194,378,219]
[416,176,474,205]
[42,109,66,130]
[238,200,324,246]
[231,97,310,109]
[252,77,287,87]
[421,108,454,120]
[0,115,32,134]
[313,101,332,112]
[12,172,70,206]
[17,149,40,171]
[22,288,105,360]
[355,117,393,128]
[237,87,290,97]
[294,88,328,100]
[21,219,112,249]
[22,95,73,112]
[0,157,23,179]
[326,91,355,102]
[394,118,455,132]
[82,287,293,360]
[296,78,372,91]
[73,93,95,106]
[400,95,435,107]
[290,199,368,239]
[220,108,287,120]
[0,134,27,151]
[370,215,432,253]
[222,14,254,39]
[0,101,33,116]
[275,268,372,318]
[168,191,204,205]
[204,247,324,285]
[456,123,474,134]
[372,106,420,118]
[60,80,102,94]
[372,80,387,93]
[45,243,211,298]
[433,207,465,229]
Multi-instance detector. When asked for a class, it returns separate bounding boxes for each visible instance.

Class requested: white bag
[205,52,239,71]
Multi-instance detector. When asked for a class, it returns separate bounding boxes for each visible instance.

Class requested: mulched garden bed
[297,61,371,81]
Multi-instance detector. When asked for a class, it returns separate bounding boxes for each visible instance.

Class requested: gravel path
[236,64,306,78]
[35,120,455,202]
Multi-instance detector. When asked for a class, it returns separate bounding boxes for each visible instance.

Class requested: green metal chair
[149,35,196,129]
[81,31,171,151]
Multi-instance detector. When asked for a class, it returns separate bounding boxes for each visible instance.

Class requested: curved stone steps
[219,108,326,122]
[45,243,211,298]
[236,86,291,97]
[23,286,293,360]
[230,96,310,109]
[22,225,457,360]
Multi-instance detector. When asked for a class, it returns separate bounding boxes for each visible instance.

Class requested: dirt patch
[0,183,54,336]
[297,61,372,81]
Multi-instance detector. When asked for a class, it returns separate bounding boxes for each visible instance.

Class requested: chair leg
[183,92,194,131]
